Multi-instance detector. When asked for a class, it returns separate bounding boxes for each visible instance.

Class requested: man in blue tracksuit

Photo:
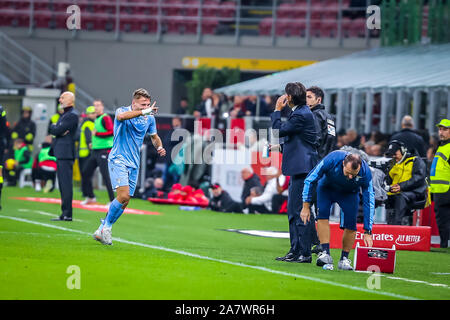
[300,150,375,270]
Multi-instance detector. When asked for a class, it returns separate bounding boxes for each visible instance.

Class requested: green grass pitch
[0,186,449,300]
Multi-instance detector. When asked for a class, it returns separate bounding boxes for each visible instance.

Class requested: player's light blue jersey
[109,106,157,168]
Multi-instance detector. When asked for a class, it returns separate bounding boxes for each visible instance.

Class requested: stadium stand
[0,0,371,38]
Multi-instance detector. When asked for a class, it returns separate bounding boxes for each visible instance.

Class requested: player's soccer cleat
[338,257,353,270]
[93,229,102,242]
[316,251,333,267]
[81,197,97,205]
[101,226,112,245]
[93,219,105,242]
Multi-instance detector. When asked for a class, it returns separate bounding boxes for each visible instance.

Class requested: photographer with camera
[384,140,428,225]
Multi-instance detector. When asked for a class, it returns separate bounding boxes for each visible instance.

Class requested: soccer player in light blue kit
[93,88,166,245]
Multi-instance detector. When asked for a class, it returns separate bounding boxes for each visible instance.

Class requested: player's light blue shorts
[108,155,139,196]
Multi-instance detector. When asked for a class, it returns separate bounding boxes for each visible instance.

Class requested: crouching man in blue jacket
[300,151,375,270]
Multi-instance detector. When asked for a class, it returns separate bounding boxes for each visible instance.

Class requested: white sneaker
[35,181,42,192]
[43,180,53,193]
[101,226,112,245]
[316,251,334,267]
[81,197,97,205]
[338,257,353,270]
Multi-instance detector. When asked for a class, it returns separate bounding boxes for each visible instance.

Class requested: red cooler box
[353,243,396,273]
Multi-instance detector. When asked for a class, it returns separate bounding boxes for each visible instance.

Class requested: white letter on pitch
[66,265,81,289]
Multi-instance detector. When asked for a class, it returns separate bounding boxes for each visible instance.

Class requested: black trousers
[287,174,314,257]
[81,149,114,202]
[248,203,271,214]
[386,192,418,225]
[272,194,288,214]
[79,155,90,197]
[434,191,450,248]
[57,159,73,218]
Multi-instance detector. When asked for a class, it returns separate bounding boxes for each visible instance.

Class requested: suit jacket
[49,107,79,160]
[390,129,427,158]
[271,105,318,176]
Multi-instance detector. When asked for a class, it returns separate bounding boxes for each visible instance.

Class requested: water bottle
[323,264,334,271]
[262,142,270,158]
[179,206,201,211]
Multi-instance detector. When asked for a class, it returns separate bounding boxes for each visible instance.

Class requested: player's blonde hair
[133,88,151,100]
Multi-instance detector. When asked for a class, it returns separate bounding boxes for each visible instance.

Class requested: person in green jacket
[81,100,115,205]
[4,138,33,186]
[32,135,57,193]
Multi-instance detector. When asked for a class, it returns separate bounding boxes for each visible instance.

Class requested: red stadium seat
[320,19,338,38]
[342,17,365,37]
[276,19,306,37]
[4,8,29,27]
[218,1,236,18]
[138,15,158,33]
[202,18,219,34]
[322,4,338,20]
[161,0,183,17]
[184,0,200,17]
[291,3,307,19]
[259,17,273,36]
[0,9,14,26]
[180,17,198,34]
[33,11,52,29]
[33,0,50,11]
[202,0,220,17]
[276,3,292,19]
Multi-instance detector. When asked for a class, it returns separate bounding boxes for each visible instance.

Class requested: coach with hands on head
[50,91,79,221]
[271,82,319,263]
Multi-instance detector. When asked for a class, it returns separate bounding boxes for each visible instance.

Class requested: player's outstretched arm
[116,102,157,121]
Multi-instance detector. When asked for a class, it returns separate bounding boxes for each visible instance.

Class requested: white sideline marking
[18,209,83,222]
[0,214,421,300]
[431,273,450,275]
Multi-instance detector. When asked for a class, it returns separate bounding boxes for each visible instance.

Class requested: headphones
[387,140,409,164]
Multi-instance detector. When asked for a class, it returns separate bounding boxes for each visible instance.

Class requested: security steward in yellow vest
[385,140,428,225]
[430,119,450,248]
[81,100,115,204]
[78,106,96,199]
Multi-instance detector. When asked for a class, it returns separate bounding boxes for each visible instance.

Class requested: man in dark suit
[271,82,319,263]
[50,91,79,221]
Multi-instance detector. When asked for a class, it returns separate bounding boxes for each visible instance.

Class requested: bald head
[59,91,75,108]
[401,115,414,129]
[241,167,253,180]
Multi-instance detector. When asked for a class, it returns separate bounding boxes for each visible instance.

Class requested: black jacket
[241,174,262,204]
[210,190,242,213]
[310,104,336,159]
[390,129,427,158]
[386,155,428,196]
[49,107,79,160]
